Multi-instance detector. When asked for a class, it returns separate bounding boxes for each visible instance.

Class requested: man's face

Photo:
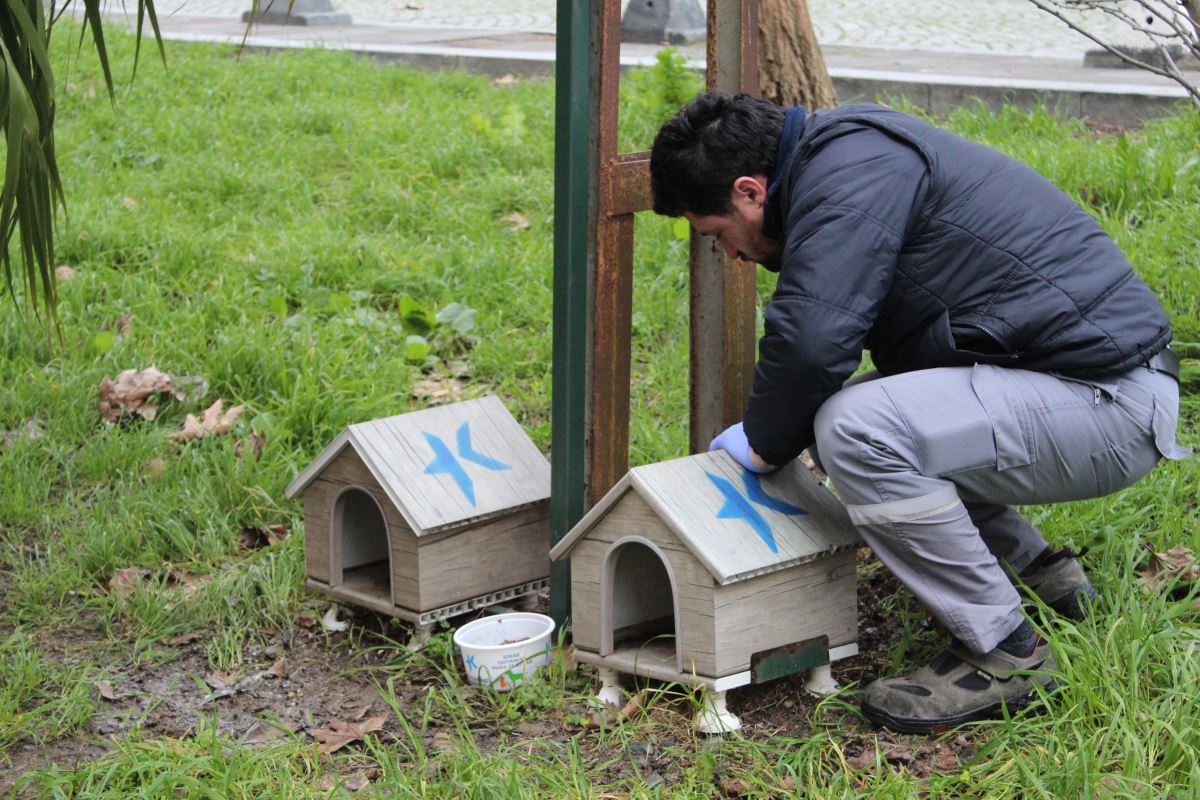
[683,175,782,271]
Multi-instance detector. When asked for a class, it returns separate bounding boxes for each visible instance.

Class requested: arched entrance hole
[333,487,391,600]
[603,539,680,671]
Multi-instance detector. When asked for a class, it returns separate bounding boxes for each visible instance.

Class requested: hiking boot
[1019,547,1098,621]
[861,638,1056,734]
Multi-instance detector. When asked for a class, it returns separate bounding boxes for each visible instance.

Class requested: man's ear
[732,174,770,208]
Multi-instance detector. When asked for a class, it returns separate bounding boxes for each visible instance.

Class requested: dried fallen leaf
[847,746,877,772]
[719,777,749,796]
[297,613,318,629]
[492,73,516,87]
[412,376,464,404]
[1138,545,1200,592]
[620,689,651,722]
[166,569,209,599]
[205,671,237,690]
[96,680,116,701]
[265,658,288,680]
[168,631,200,646]
[97,367,185,423]
[322,605,350,633]
[931,746,960,772]
[241,720,293,747]
[240,524,289,550]
[123,196,138,211]
[171,400,245,443]
[145,457,165,477]
[108,567,149,597]
[306,715,387,755]
[501,212,530,231]
[55,265,77,281]
[236,429,267,459]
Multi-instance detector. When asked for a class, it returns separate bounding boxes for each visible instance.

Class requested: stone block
[243,0,351,26]
[621,0,706,45]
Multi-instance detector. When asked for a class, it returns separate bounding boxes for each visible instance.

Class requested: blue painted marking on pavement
[423,431,476,506]
[706,472,778,553]
[742,472,808,516]
[455,421,511,471]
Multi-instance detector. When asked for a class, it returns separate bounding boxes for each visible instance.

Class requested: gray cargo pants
[812,362,1188,655]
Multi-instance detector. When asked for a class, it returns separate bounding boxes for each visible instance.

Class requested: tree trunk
[756,0,837,109]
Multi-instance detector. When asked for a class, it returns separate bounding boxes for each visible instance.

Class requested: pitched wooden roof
[285,395,550,536]
[550,451,859,585]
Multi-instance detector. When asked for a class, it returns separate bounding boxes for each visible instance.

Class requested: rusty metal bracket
[551,0,761,626]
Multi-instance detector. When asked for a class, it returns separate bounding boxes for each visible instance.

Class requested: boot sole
[861,681,1057,735]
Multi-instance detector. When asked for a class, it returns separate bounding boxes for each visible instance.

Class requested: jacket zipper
[959,321,1022,360]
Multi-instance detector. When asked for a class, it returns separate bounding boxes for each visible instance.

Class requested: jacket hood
[762,106,807,262]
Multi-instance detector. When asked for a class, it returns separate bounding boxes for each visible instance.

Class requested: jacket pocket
[970,364,1037,471]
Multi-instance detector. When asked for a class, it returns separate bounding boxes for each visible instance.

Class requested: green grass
[1,30,1198,799]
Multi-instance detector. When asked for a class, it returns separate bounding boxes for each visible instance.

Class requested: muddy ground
[1,552,981,796]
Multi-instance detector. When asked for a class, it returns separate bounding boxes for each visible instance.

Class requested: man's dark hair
[650,91,786,218]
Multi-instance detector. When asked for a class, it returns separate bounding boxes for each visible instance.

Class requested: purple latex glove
[709,421,773,473]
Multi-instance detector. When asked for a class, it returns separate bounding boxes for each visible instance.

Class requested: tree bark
[756,0,837,109]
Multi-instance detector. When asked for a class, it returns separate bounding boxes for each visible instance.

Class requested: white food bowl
[453,612,556,691]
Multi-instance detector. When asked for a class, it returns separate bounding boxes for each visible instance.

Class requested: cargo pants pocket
[969,364,1037,471]
[878,368,999,478]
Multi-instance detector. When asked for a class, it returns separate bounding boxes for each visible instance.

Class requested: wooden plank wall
[570,491,719,676]
[713,549,857,676]
[417,504,551,610]
[300,448,420,610]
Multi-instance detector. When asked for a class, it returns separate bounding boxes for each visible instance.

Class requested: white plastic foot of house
[695,690,741,734]
[595,667,623,708]
[803,663,839,696]
[405,622,433,651]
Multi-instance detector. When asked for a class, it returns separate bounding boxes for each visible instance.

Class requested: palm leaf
[0,0,162,329]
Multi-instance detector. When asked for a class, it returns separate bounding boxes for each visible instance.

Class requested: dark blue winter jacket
[745,104,1172,466]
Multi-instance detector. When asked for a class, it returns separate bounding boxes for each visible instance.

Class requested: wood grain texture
[417,504,550,610]
[632,451,860,585]
[552,451,860,588]
[713,549,857,675]
[579,492,719,675]
[288,396,551,536]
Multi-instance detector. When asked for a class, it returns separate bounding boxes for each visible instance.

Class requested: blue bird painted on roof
[423,422,511,506]
[707,473,777,552]
[456,422,511,471]
[742,472,807,516]
[705,470,809,553]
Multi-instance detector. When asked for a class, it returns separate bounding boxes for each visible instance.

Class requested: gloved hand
[709,421,773,473]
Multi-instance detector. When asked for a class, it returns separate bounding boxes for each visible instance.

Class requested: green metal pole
[551,0,599,630]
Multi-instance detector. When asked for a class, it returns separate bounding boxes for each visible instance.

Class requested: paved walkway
[99,0,1192,123]
[158,0,1141,59]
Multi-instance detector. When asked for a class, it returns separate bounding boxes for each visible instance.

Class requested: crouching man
[649,92,1189,734]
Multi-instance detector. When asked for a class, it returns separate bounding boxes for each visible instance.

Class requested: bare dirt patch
[2,552,980,794]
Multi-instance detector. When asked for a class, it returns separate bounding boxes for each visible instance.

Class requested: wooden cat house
[286,396,551,644]
[549,451,861,732]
